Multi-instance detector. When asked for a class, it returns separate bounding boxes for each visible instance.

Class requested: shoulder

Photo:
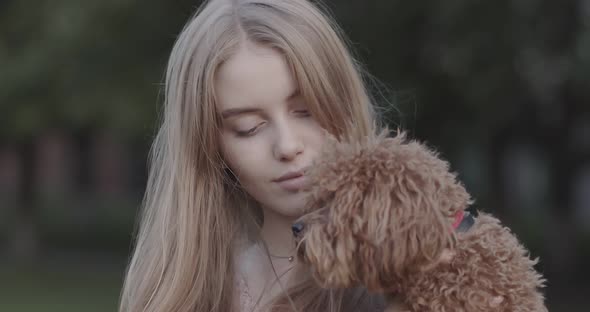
[234,240,267,283]
[233,241,266,311]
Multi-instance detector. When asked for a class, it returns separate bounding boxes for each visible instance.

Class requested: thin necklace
[268,253,295,262]
[268,245,296,262]
[258,241,296,262]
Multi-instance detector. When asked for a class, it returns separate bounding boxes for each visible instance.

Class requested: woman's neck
[234,208,301,308]
[259,208,298,258]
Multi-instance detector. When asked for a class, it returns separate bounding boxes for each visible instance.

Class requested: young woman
[119,0,394,311]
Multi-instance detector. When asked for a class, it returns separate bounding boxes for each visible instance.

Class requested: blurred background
[0,0,588,311]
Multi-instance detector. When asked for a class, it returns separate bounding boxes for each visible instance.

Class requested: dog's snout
[292,222,305,237]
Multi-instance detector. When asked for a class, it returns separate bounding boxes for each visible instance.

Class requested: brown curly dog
[293,130,547,312]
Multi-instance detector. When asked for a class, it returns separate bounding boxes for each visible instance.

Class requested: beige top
[236,275,256,312]
[235,275,408,312]
[233,239,407,312]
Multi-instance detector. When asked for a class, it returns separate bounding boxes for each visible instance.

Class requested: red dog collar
[452,210,476,232]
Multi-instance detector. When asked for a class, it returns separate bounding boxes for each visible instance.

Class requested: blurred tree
[0,0,199,260]
[326,0,590,288]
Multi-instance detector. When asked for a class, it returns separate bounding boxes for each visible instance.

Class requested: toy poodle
[293,130,547,311]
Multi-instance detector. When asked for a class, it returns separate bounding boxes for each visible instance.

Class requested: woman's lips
[275,175,308,192]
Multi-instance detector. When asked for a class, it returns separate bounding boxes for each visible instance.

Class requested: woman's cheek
[224,136,267,170]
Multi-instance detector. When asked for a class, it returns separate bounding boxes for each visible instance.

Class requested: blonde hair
[119,0,384,311]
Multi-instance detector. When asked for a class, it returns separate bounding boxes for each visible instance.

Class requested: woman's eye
[295,110,311,117]
[235,127,258,137]
[235,122,265,137]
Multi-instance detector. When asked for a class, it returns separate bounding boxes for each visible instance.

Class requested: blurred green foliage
[0,0,195,141]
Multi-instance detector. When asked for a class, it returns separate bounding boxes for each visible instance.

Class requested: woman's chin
[268,200,309,219]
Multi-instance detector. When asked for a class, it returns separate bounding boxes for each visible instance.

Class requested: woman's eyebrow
[221,89,300,119]
[221,107,262,119]
[286,88,300,101]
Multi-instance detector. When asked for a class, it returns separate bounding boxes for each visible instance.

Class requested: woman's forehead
[214,42,299,113]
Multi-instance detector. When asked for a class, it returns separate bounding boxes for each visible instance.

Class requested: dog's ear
[374,133,472,275]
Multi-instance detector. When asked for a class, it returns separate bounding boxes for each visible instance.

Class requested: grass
[0,265,123,312]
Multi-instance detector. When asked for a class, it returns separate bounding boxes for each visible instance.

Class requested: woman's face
[216,41,325,218]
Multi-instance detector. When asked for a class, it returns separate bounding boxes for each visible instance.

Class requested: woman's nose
[273,122,304,161]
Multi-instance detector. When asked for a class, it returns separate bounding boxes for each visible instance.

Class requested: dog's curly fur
[295,130,547,311]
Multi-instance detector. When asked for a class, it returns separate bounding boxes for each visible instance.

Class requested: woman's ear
[220,158,240,186]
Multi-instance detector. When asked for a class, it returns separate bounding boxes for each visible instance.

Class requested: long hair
[119,0,384,311]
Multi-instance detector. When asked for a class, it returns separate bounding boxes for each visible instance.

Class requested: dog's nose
[291,222,305,237]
